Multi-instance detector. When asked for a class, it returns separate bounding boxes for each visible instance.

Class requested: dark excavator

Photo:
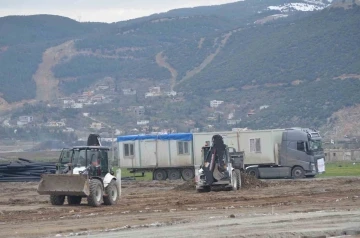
[195,134,244,192]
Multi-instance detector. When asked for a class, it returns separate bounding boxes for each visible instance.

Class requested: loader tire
[236,169,241,189]
[87,179,103,207]
[104,180,118,205]
[50,195,65,205]
[231,169,241,191]
[67,196,82,205]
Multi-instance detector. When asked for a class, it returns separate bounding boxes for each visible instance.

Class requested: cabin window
[178,141,189,155]
[250,138,261,153]
[297,141,306,152]
[60,150,72,164]
[124,143,134,157]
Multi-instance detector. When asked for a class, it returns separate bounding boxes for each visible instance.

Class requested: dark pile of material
[241,172,268,189]
[0,158,56,182]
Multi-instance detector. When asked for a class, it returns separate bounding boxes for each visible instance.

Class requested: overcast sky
[0,0,238,23]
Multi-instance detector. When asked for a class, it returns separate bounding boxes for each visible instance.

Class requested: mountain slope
[0,15,107,103]
[0,1,359,132]
[177,6,360,91]
[174,5,360,128]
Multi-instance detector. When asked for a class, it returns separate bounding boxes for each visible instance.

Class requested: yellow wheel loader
[37,134,119,207]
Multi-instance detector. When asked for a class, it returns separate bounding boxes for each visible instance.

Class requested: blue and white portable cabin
[117,133,194,170]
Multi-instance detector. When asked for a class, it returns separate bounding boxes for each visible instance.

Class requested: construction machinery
[37,134,119,207]
[195,134,243,192]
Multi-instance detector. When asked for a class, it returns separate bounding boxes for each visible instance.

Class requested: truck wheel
[153,169,167,181]
[247,168,259,178]
[292,166,305,179]
[104,180,118,205]
[197,186,211,193]
[87,179,104,207]
[67,196,82,205]
[50,195,65,205]
[167,169,181,180]
[231,169,241,190]
[181,168,194,181]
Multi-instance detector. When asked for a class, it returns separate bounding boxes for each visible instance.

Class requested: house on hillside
[96,85,109,90]
[145,87,161,98]
[149,87,161,94]
[17,116,33,127]
[91,94,104,102]
[210,100,224,108]
[123,88,136,95]
[63,99,75,105]
[90,122,103,130]
[77,96,87,103]
[133,106,145,116]
[45,121,66,127]
[82,91,94,97]
[164,91,177,97]
[247,110,256,117]
[259,105,270,110]
[71,103,83,109]
[137,120,149,125]
[63,127,75,133]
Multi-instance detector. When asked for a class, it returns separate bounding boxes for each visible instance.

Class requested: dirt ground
[0,177,360,238]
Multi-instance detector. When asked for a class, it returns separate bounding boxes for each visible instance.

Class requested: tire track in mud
[1,178,360,237]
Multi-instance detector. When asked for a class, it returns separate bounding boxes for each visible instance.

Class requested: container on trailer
[117,133,193,169]
[236,129,285,165]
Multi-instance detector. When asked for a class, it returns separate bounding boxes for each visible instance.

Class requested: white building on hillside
[210,100,224,108]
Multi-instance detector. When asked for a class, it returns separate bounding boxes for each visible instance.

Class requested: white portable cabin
[117,129,287,169]
[192,131,241,165]
[117,133,194,169]
[236,129,285,165]
[193,129,285,165]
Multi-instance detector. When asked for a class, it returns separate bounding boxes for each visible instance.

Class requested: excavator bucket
[37,174,90,197]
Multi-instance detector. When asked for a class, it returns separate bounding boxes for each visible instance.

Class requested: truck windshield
[309,140,323,151]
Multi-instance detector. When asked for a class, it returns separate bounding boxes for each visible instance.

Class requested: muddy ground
[0,177,360,238]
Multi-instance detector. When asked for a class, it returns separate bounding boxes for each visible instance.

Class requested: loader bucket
[37,174,90,197]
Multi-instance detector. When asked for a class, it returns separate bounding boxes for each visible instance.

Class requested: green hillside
[0,1,359,132]
[172,6,360,128]
[0,15,106,102]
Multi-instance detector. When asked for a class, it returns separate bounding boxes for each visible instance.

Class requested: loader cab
[56,148,73,172]
[61,146,110,177]
[59,148,72,163]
